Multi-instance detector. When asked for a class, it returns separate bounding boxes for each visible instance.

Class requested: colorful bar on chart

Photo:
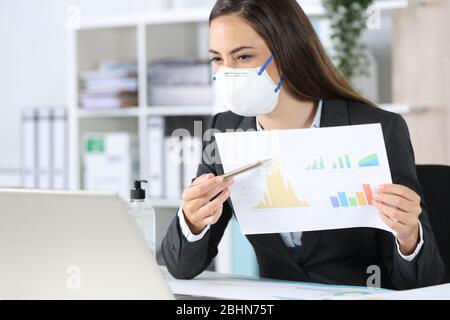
[338,192,349,207]
[348,197,357,206]
[338,158,344,169]
[330,196,340,208]
[307,156,325,170]
[345,155,351,168]
[363,184,373,204]
[330,185,373,208]
[356,192,367,205]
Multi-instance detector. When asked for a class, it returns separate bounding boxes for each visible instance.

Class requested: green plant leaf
[322,0,373,79]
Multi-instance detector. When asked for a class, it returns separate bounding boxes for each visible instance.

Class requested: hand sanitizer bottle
[128,180,156,258]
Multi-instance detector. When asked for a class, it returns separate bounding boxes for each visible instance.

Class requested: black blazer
[161,99,445,290]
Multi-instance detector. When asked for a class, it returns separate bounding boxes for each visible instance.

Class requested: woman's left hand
[372,184,422,255]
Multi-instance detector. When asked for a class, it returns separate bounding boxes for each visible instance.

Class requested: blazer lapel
[299,99,350,263]
[238,115,257,131]
[319,99,350,127]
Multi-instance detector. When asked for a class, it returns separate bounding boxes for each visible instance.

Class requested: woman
[161,0,444,289]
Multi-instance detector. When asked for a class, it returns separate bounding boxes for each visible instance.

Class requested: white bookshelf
[67,8,215,196]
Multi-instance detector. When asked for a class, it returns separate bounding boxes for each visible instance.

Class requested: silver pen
[221,159,272,179]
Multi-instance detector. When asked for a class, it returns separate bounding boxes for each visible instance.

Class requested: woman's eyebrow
[209,46,255,55]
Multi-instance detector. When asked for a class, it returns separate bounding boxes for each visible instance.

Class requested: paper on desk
[166,273,390,300]
[215,124,392,234]
[166,270,450,300]
[372,283,450,300]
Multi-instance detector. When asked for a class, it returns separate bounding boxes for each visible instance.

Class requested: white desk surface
[160,266,450,300]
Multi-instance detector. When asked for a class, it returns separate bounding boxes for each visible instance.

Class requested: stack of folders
[83,132,139,200]
[147,117,202,199]
[21,107,68,189]
[147,58,213,106]
[79,62,138,109]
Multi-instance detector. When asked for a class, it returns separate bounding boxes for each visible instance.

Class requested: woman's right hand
[181,173,235,235]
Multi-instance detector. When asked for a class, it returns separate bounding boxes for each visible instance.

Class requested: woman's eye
[237,54,253,61]
[210,57,222,64]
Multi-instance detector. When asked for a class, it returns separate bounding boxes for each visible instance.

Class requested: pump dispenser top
[130,180,148,200]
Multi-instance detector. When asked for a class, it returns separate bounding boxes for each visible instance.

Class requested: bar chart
[306,153,379,171]
[305,156,325,170]
[330,184,373,208]
[332,155,351,169]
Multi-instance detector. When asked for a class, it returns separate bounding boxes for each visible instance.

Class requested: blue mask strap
[274,76,285,93]
[257,54,285,93]
[257,54,274,76]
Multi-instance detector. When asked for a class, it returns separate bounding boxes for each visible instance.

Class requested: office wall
[362,12,393,103]
[392,0,450,164]
[0,0,168,185]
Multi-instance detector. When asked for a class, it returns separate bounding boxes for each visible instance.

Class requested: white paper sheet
[165,272,391,300]
[373,283,450,300]
[165,269,450,300]
[215,124,392,234]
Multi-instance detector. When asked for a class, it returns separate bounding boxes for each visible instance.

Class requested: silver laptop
[0,188,174,300]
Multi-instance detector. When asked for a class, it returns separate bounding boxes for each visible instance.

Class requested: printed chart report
[215,124,392,234]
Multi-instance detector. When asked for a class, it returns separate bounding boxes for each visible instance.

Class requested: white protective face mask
[213,54,285,117]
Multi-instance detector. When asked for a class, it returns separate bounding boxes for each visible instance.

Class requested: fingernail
[227,178,235,184]
[376,185,384,191]
[372,193,378,199]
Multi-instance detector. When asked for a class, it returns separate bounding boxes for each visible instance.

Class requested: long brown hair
[209,0,375,106]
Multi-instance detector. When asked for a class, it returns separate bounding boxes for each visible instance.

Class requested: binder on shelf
[21,107,69,189]
[148,117,165,198]
[37,109,51,189]
[21,109,38,188]
[164,136,182,199]
[52,109,68,189]
[182,136,202,189]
